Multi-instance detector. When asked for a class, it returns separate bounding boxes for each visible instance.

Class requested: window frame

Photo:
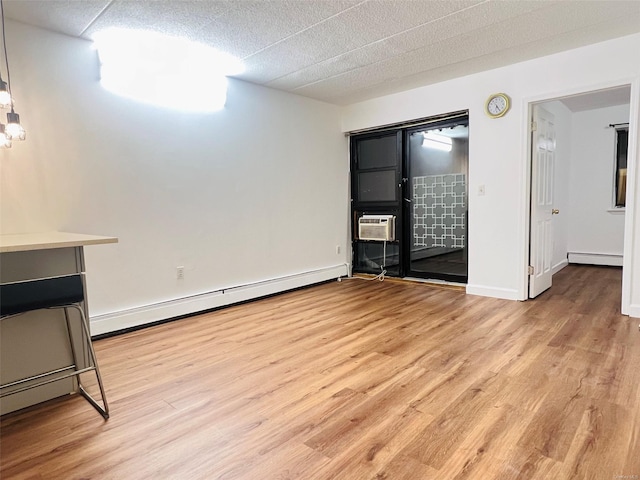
[612,126,629,210]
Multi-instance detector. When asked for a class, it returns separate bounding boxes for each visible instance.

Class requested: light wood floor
[1,265,639,479]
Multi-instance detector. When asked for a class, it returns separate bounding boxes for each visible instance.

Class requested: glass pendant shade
[0,123,11,147]
[6,110,25,140]
[0,80,10,108]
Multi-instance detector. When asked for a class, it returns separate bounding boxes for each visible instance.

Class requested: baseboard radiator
[90,264,348,336]
[567,252,623,267]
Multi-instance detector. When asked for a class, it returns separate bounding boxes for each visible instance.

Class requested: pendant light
[0,0,24,146]
[0,122,11,147]
[6,107,24,139]
[0,78,10,107]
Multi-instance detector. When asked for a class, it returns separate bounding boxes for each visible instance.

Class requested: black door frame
[350,111,469,282]
[350,130,404,277]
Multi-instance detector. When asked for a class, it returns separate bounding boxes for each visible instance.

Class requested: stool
[0,274,109,419]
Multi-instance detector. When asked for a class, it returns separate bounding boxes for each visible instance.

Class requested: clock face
[486,93,510,118]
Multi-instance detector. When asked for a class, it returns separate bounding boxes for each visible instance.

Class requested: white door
[529,105,557,298]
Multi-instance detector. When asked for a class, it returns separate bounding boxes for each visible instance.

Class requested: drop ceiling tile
[265,0,549,90]
[195,0,362,59]
[238,31,399,84]
[84,0,358,59]
[291,26,535,101]
[409,2,635,82]
[384,0,551,54]
[3,0,110,37]
[263,40,403,89]
[295,3,640,104]
[83,0,235,42]
[490,0,640,45]
[239,0,482,83]
[5,0,640,105]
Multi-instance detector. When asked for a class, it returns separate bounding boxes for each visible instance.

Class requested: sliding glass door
[405,121,469,282]
[350,112,469,283]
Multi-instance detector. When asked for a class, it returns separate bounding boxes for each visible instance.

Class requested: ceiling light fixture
[6,108,24,139]
[422,131,452,152]
[0,122,11,148]
[0,0,25,147]
[0,78,10,107]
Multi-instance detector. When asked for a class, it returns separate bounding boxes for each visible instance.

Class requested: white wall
[342,33,640,316]
[567,104,630,263]
[539,101,572,274]
[0,21,350,333]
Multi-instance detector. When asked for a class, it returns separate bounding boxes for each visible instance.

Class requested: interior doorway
[527,86,632,303]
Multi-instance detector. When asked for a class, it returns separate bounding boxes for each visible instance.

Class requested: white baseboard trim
[466,284,521,301]
[567,252,623,267]
[90,264,349,336]
[552,259,569,275]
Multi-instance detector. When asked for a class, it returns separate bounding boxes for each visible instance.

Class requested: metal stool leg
[63,307,81,381]
[69,304,110,419]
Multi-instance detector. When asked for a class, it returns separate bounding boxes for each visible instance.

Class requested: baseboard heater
[567,252,623,267]
[90,264,348,336]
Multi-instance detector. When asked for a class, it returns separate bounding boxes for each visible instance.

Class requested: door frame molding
[519,77,640,315]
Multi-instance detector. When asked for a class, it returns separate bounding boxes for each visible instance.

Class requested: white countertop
[0,231,118,253]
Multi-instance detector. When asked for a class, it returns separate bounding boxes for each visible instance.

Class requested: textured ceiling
[4,0,640,105]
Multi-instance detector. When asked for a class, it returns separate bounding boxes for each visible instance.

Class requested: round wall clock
[485,93,510,118]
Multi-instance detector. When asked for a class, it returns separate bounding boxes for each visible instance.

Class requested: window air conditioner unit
[358,215,395,241]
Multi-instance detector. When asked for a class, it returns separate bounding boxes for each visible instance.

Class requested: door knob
[552,209,560,215]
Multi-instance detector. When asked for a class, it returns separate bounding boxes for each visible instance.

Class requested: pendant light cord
[0,0,11,95]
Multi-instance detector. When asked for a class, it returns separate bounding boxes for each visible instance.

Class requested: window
[614,127,629,208]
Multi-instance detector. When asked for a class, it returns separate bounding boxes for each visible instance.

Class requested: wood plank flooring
[1,265,639,479]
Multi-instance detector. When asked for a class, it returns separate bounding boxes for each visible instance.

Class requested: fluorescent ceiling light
[422,131,452,152]
[92,28,244,112]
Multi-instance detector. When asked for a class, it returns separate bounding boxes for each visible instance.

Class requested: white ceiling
[4,0,640,105]
[559,86,631,112]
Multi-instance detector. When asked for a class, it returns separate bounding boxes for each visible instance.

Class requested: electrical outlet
[336,245,341,254]
[177,266,184,280]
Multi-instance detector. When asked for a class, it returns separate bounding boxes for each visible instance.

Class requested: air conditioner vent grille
[358,215,395,241]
